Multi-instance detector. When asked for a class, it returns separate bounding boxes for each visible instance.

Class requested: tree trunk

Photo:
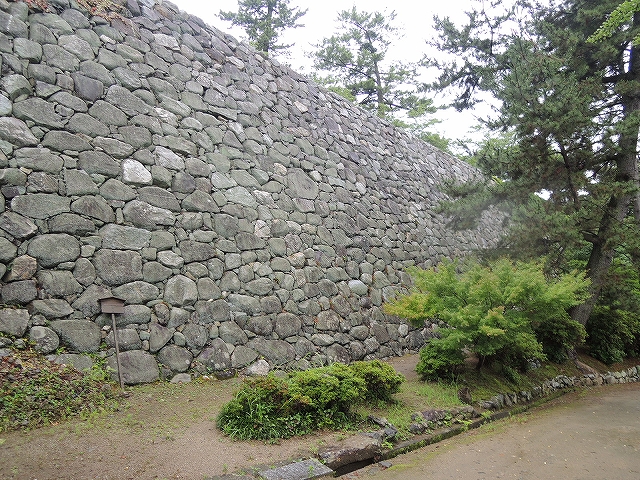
[571,37,640,326]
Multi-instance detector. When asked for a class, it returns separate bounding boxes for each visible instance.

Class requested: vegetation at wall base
[216,360,405,440]
[384,259,590,380]
[0,348,121,432]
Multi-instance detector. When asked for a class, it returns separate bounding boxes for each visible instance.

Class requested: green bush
[217,361,404,440]
[415,337,465,381]
[347,360,405,402]
[385,259,590,380]
[0,349,119,432]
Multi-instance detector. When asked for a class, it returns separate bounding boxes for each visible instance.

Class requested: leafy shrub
[217,361,404,440]
[415,337,465,381]
[385,259,590,380]
[0,349,119,432]
[347,360,404,402]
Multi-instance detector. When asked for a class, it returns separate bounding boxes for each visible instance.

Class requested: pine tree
[429,0,640,326]
[219,0,307,56]
[312,7,436,123]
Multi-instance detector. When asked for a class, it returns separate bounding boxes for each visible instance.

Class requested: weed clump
[0,348,120,432]
[216,360,404,440]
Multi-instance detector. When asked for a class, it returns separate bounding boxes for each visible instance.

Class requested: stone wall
[0,0,502,383]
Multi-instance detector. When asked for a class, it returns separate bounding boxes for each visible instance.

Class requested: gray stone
[182,323,208,349]
[105,85,151,116]
[106,328,142,351]
[93,249,143,286]
[13,97,63,129]
[143,262,172,283]
[78,151,121,177]
[100,224,151,250]
[71,196,116,223]
[0,201,23,231]
[138,186,180,211]
[196,338,232,372]
[179,240,216,263]
[164,275,198,306]
[247,337,296,365]
[41,131,92,152]
[149,323,173,353]
[0,237,17,263]
[233,348,261,369]
[274,312,302,338]
[4,254,36,281]
[12,194,70,220]
[38,270,82,296]
[48,213,95,235]
[1,279,37,305]
[327,344,351,364]
[194,299,230,324]
[100,179,136,201]
[64,169,99,195]
[30,326,59,354]
[0,117,38,147]
[31,299,74,319]
[218,321,248,345]
[258,459,333,480]
[118,305,151,326]
[122,159,152,185]
[0,308,29,336]
[107,350,159,385]
[71,73,103,102]
[318,434,382,470]
[16,148,64,174]
[50,353,94,372]
[73,258,96,287]
[112,281,159,305]
[123,200,175,229]
[316,310,340,331]
[227,294,261,315]
[50,319,101,353]
[157,344,193,372]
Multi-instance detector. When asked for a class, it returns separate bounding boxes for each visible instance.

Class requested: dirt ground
[0,355,637,480]
[0,356,418,480]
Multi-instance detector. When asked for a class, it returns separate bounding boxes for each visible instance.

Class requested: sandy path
[351,383,640,480]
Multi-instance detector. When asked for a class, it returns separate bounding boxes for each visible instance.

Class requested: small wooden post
[99,297,126,391]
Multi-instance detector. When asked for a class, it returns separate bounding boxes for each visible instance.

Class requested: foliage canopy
[427,0,640,329]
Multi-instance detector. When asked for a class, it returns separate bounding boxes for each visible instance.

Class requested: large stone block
[93,249,143,286]
[0,308,29,336]
[50,319,101,353]
[107,350,159,385]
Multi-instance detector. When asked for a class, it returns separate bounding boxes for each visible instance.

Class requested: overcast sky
[171,0,492,144]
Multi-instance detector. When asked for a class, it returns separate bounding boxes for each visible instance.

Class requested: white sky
[171,0,493,145]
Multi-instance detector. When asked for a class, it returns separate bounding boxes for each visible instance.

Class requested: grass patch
[0,348,121,432]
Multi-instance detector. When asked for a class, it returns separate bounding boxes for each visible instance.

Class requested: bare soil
[0,354,635,480]
[0,356,419,480]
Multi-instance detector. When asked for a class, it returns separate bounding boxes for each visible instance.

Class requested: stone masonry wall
[0,0,502,383]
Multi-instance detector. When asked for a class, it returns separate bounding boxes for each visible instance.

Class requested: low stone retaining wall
[478,366,640,410]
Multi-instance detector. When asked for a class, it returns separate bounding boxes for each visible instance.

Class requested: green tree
[219,0,307,55]
[588,0,640,43]
[427,0,640,327]
[312,7,436,124]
